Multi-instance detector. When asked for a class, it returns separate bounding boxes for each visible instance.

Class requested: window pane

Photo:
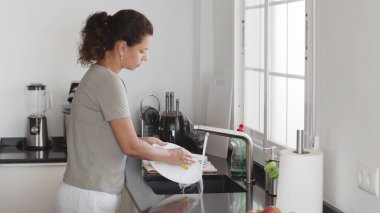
[268,76,287,145]
[244,70,261,131]
[288,1,305,76]
[259,72,264,132]
[260,10,265,69]
[268,4,287,74]
[246,0,263,7]
[245,8,263,69]
[243,0,307,149]
[287,78,304,148]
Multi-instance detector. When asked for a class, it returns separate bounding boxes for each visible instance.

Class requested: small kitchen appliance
[67,81,79,103]
[26,83,52,149]
[62,81,79,146]
[139,94,160,137]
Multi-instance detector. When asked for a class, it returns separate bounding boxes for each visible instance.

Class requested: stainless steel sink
[143,174,247,194]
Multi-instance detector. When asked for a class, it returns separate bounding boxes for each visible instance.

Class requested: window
[237,0,314,150]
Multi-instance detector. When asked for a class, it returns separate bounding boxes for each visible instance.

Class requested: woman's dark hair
[78,9,153,67]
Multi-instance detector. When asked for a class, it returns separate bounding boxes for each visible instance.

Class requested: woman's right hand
[167,148,197,165]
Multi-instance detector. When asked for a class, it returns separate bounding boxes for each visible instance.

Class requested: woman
[56,9,196,213]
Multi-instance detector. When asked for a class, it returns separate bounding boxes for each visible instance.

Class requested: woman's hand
[149,137,197,166]
[142,137,167,146]
[150,137,167,146]
[139,136,196,165]
[167,148,197,165]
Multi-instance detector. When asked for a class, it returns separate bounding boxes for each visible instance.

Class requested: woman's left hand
[142,137,167,146]
[151,137,167,146]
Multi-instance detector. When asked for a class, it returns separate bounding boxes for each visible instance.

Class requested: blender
[26,83,52,149]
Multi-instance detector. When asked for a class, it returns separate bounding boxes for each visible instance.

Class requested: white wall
[316,0,380,212]
[192,0,234,126]
[0,0,194,138]
[192,0,213,125]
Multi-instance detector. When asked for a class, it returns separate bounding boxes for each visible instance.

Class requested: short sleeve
[98,78,130,121]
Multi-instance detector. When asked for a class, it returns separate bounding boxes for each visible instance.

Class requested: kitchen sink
[143,174,247,194]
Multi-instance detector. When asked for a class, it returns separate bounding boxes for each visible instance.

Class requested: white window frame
[233,0,315,163]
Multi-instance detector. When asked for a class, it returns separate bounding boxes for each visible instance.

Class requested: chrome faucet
[186,118,256,211]
[188,121,254,184]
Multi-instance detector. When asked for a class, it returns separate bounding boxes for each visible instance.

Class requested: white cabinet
[0,163,66,213]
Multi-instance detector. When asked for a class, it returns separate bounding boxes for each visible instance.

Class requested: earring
[121,56,124,60]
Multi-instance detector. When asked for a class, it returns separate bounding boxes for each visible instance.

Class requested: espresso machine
[26,83,52,149]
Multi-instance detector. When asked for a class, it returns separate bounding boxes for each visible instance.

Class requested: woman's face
[123,35,152,70]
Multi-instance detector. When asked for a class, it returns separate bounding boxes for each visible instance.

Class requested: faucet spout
[192,124,254,184]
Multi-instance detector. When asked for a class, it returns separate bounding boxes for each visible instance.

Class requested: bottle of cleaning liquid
[231,124,246,178]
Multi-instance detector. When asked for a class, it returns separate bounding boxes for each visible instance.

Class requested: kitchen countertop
[0,137,67,164]
[124,155,274,213]
[0,136,335,212]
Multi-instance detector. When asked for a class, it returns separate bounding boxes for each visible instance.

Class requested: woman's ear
[117,40,128,58]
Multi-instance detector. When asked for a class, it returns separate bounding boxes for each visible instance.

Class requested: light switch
[358,163,379,196]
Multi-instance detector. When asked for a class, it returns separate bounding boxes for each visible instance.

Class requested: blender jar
[26,83,52,117]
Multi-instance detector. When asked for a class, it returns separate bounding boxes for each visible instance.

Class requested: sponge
[180,163,189,170]
[264,161,279,179]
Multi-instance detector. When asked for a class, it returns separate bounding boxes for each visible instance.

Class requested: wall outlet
[358,164,379,196]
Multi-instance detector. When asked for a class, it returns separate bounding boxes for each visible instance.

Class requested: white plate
[151,143,203,184]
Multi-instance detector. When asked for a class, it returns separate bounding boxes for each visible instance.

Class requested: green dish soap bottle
[230,124,246,178]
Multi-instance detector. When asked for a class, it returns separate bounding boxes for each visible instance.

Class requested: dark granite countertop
[124,155,274,213]
[0,137,67,164]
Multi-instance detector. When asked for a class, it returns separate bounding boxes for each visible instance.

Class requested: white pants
[56,182,121,213]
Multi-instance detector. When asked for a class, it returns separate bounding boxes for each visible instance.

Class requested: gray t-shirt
[63,64,130,194]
